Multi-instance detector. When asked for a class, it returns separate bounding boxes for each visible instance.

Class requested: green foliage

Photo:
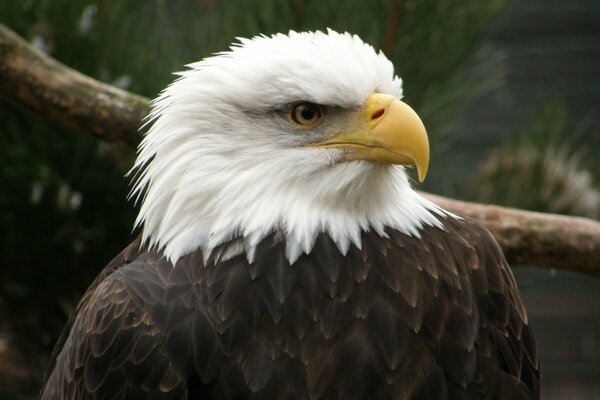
[0,0,508,396]
[468,100,600,217]
[0,114,135,396]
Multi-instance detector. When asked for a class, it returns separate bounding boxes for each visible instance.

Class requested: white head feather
[130,30,444,265]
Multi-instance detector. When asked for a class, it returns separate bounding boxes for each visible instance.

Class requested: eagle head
[130,30,443,265]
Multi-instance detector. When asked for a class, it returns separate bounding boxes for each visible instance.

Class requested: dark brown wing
[41,239,143,390]
[295,216,540,400]
[405,216,540,399]
[40,243,190,400]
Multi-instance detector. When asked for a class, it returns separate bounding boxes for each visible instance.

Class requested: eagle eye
[289,103,324,127]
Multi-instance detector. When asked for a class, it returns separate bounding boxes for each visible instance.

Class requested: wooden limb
[423,193,600,276]
[1,24,599,275]
[0,24,148,148]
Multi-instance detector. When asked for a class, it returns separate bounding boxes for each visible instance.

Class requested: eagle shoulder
[414,215,540,398]
[40,240,190,399]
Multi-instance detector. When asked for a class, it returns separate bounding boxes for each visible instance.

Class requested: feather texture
[41,215,539,399]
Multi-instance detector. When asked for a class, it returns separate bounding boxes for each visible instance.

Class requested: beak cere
[308,93,430,182]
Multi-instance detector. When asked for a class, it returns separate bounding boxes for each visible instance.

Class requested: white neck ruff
[132,140,445,265]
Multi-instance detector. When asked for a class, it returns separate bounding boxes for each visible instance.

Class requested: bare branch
[0,24,148,148]
[422,193,600,276]
[1,23,599,275]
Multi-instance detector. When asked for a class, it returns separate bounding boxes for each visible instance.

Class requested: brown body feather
[41,216,539,399]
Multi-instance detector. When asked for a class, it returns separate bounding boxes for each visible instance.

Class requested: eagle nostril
[371,108,385,121]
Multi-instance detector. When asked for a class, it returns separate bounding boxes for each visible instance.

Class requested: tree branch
[1,23,599,276]
[0,24,148,148]
[422,193,600,276]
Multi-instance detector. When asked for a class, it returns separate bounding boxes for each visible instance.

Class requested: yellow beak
[307,93,429,182]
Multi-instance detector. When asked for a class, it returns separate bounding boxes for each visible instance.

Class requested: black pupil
[300,106,316,120]
[299,105,316,122]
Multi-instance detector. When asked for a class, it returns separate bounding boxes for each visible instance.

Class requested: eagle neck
[135,155,446,266]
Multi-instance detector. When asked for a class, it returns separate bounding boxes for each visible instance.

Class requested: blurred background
[0,0,598,398]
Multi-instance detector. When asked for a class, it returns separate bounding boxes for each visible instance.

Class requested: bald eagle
[41,30,539,399]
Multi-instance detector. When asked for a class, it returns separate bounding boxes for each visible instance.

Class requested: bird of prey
[41,30,539,399]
